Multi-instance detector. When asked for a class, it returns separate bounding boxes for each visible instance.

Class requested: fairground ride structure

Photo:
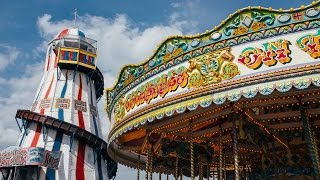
[106,2,320,180]
[0,28,117,180]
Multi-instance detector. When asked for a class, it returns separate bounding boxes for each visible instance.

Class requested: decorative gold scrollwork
[187,48,240,87]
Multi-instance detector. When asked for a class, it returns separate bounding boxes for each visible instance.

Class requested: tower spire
[74,8,78,28]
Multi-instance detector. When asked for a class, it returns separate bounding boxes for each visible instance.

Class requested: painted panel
[111,29,320,124]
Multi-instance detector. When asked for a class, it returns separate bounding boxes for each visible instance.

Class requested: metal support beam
[42,123,47,142]
[15,118,22,132]
[0,169,6,180]
[72,64,79,82]
[88,70,96,82]
[96,83,104,95]
[69,133,75,152]
[57,67,61,81]
[22,119,28,135]
[94,150,97,164]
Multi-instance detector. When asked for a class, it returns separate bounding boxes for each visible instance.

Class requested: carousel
[105,2,320,180]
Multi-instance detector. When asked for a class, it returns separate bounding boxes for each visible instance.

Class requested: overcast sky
[0,0,315,179]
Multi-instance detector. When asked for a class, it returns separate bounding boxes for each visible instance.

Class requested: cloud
[0,62,43,147]
[0,44,20,72]
[169,0,210,34]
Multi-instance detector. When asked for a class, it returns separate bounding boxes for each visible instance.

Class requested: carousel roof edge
[104,1,320,113]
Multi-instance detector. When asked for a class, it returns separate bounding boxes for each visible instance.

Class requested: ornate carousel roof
[105,2,320,179]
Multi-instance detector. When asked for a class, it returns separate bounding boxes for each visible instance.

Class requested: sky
[0,0,316,179]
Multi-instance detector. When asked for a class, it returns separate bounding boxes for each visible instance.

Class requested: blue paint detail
[46,72,68,180]
[92,116,99,139]
[46,132,63,180]
[97,152,103,180]
[78,30,85,38]
[90,82,103,180]
[53,133,63,151]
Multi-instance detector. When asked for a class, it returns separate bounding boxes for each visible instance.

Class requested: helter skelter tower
[0,28,117,180]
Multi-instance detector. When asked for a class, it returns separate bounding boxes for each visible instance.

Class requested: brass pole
[150,146,153,180]
[219,125,223,180]
[175,156,179,180]
[207,164,210,180]
[223,154,226,180]
[190,120,195,180]
[146,146,149,180]
[232,113,239,180]
[199,160,203,180]
[137,155,140,180]
[190,142,195,180]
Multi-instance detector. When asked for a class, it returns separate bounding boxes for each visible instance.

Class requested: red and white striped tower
[11,28,114,180]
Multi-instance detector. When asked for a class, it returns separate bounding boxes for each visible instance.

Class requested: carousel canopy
[105,2,320,179]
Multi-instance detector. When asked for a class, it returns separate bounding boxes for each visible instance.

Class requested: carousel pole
[146,145,150,180]
[199,160,203,180]
[219,125,223,180]
[190,119,195,180]
[175,156,179,180]
[159,173,161,180]
[223,154,226,180]
[166,174,169,180]
[150,146,153,180]
[207,164,210,180]
[180,168,183,180]
[137,155,140,180]
[232,111,240,180]
[190,142,195,180]
[299,101,320,179]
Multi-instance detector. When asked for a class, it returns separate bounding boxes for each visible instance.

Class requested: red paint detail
[88,56,91,65]
[56,29,69,39]
[76,74,85,180]
[30,124,42,147]
[293,12,303,20]
[69,51,72,60]
[46,55,51,71]
[308,43,319,53]
[30,75,54,147]
[60,51,65,60]
[44,76,55,99]
[79,54,83,63]
[76,141,86,180]
[78,111,85,128]
[276,49,286,59]
[78,75,82,100]
[237,57,246,64]
[262,51,272,62]
[77,75,85,129]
